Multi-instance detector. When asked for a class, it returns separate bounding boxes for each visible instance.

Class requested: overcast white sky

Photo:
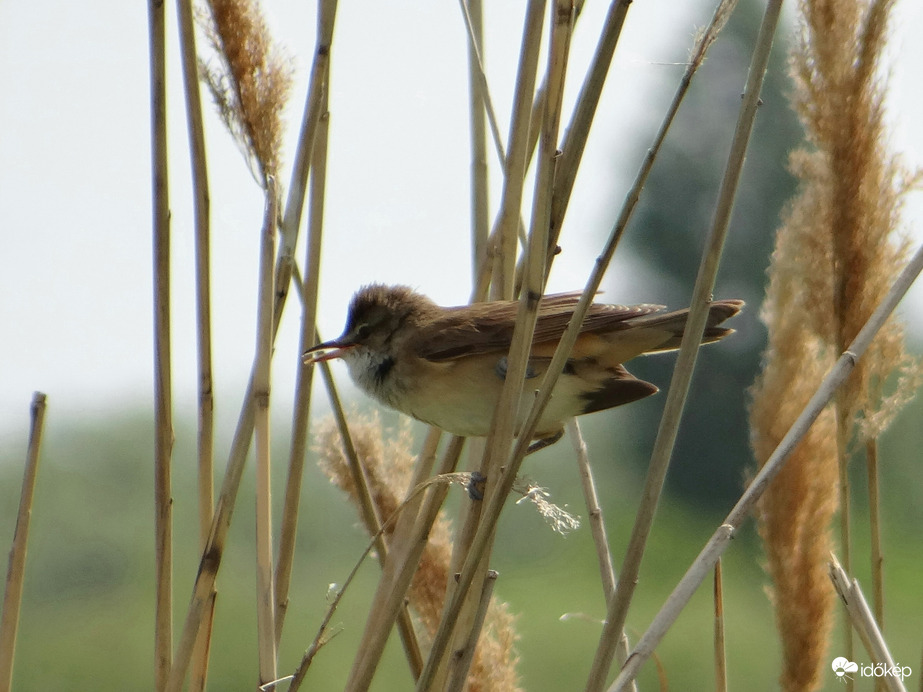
[1,1,922,441]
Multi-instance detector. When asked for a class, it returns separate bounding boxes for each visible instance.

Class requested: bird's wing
[415,292,665,361]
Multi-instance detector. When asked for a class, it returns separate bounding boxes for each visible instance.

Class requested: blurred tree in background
[610,0,803,507]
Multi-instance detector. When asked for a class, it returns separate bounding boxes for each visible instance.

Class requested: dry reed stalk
[458,0,506,172]
[584,0,747,686]
[608,240,923,692]
[188,591,216,692]
[0,393,46,692]
[714,560,727,692]
[435,0,744,683]
[167,1,300,688]
[273,114,328,642]
[176,0,215,553]
[568,419,616,598]
[254,181,279,685]
[148,0,173,686]
[547,0,631,262]
[488,0,546,300]
[176,0,216,680]
[567,419,635,691]
[344,436,462,691]
[276,0,337,327]
[866,438,884,625]
[315,360,425,675]
[274,0,338,641]
[462,0,491,283]
[445,571,499,692]
[829,556,908,692]
[272,0,338,637]
[749,0,921,687]
[418,5,575,689]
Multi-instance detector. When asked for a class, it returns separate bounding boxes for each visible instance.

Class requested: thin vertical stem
[568,419,616,597]
[586,0,776,686]
[568,419,636,691]
[463,0,490,286]
[548,0,631,257]
[837,409,855,689]
[188,592,216,692]
[490,0,546,299]
[275,105,330,647]
[714,560,727,692]
[867,437,884,627]
[175,0,214,553]
[276,0,338,329]
[273,0,338,647]
[255,182,279,686]
[149,0,173,687]
[417,5,575,689]
[174,1,216,680]
[445,571,499,692]
[0,393,47,692]
[167,6,338,688]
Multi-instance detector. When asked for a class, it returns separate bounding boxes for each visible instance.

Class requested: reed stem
[149,0,173,684]
[254,182,279,686]
[867,437,885,627]
[586,1,773,686]
[714,560,727,692]
[175,0,216,679]
[0,393,47,692]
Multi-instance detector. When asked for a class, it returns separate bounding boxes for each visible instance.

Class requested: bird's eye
[355,323,371,341]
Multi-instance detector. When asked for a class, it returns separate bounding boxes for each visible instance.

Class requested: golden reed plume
[199,0,292,183]
[750,0,920,689]
[315,413,523,692]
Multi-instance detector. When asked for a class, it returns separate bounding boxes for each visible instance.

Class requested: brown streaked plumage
[304,284,743,450]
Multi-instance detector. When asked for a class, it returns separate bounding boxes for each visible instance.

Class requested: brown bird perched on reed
[305,285,743,451]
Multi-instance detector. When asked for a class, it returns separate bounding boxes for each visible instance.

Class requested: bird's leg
[466,430,564,500]
[526,429,564,455]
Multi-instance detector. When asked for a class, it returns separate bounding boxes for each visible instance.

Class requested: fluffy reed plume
[750,0,920,688]
[198,0,292,183]
[315,413,522,692]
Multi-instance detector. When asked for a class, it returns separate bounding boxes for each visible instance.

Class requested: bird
[304,284,743,452]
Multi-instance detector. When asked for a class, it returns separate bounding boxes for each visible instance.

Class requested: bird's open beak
[302,338,354,364]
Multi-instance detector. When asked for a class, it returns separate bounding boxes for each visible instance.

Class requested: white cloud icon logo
[832,657,859,678]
